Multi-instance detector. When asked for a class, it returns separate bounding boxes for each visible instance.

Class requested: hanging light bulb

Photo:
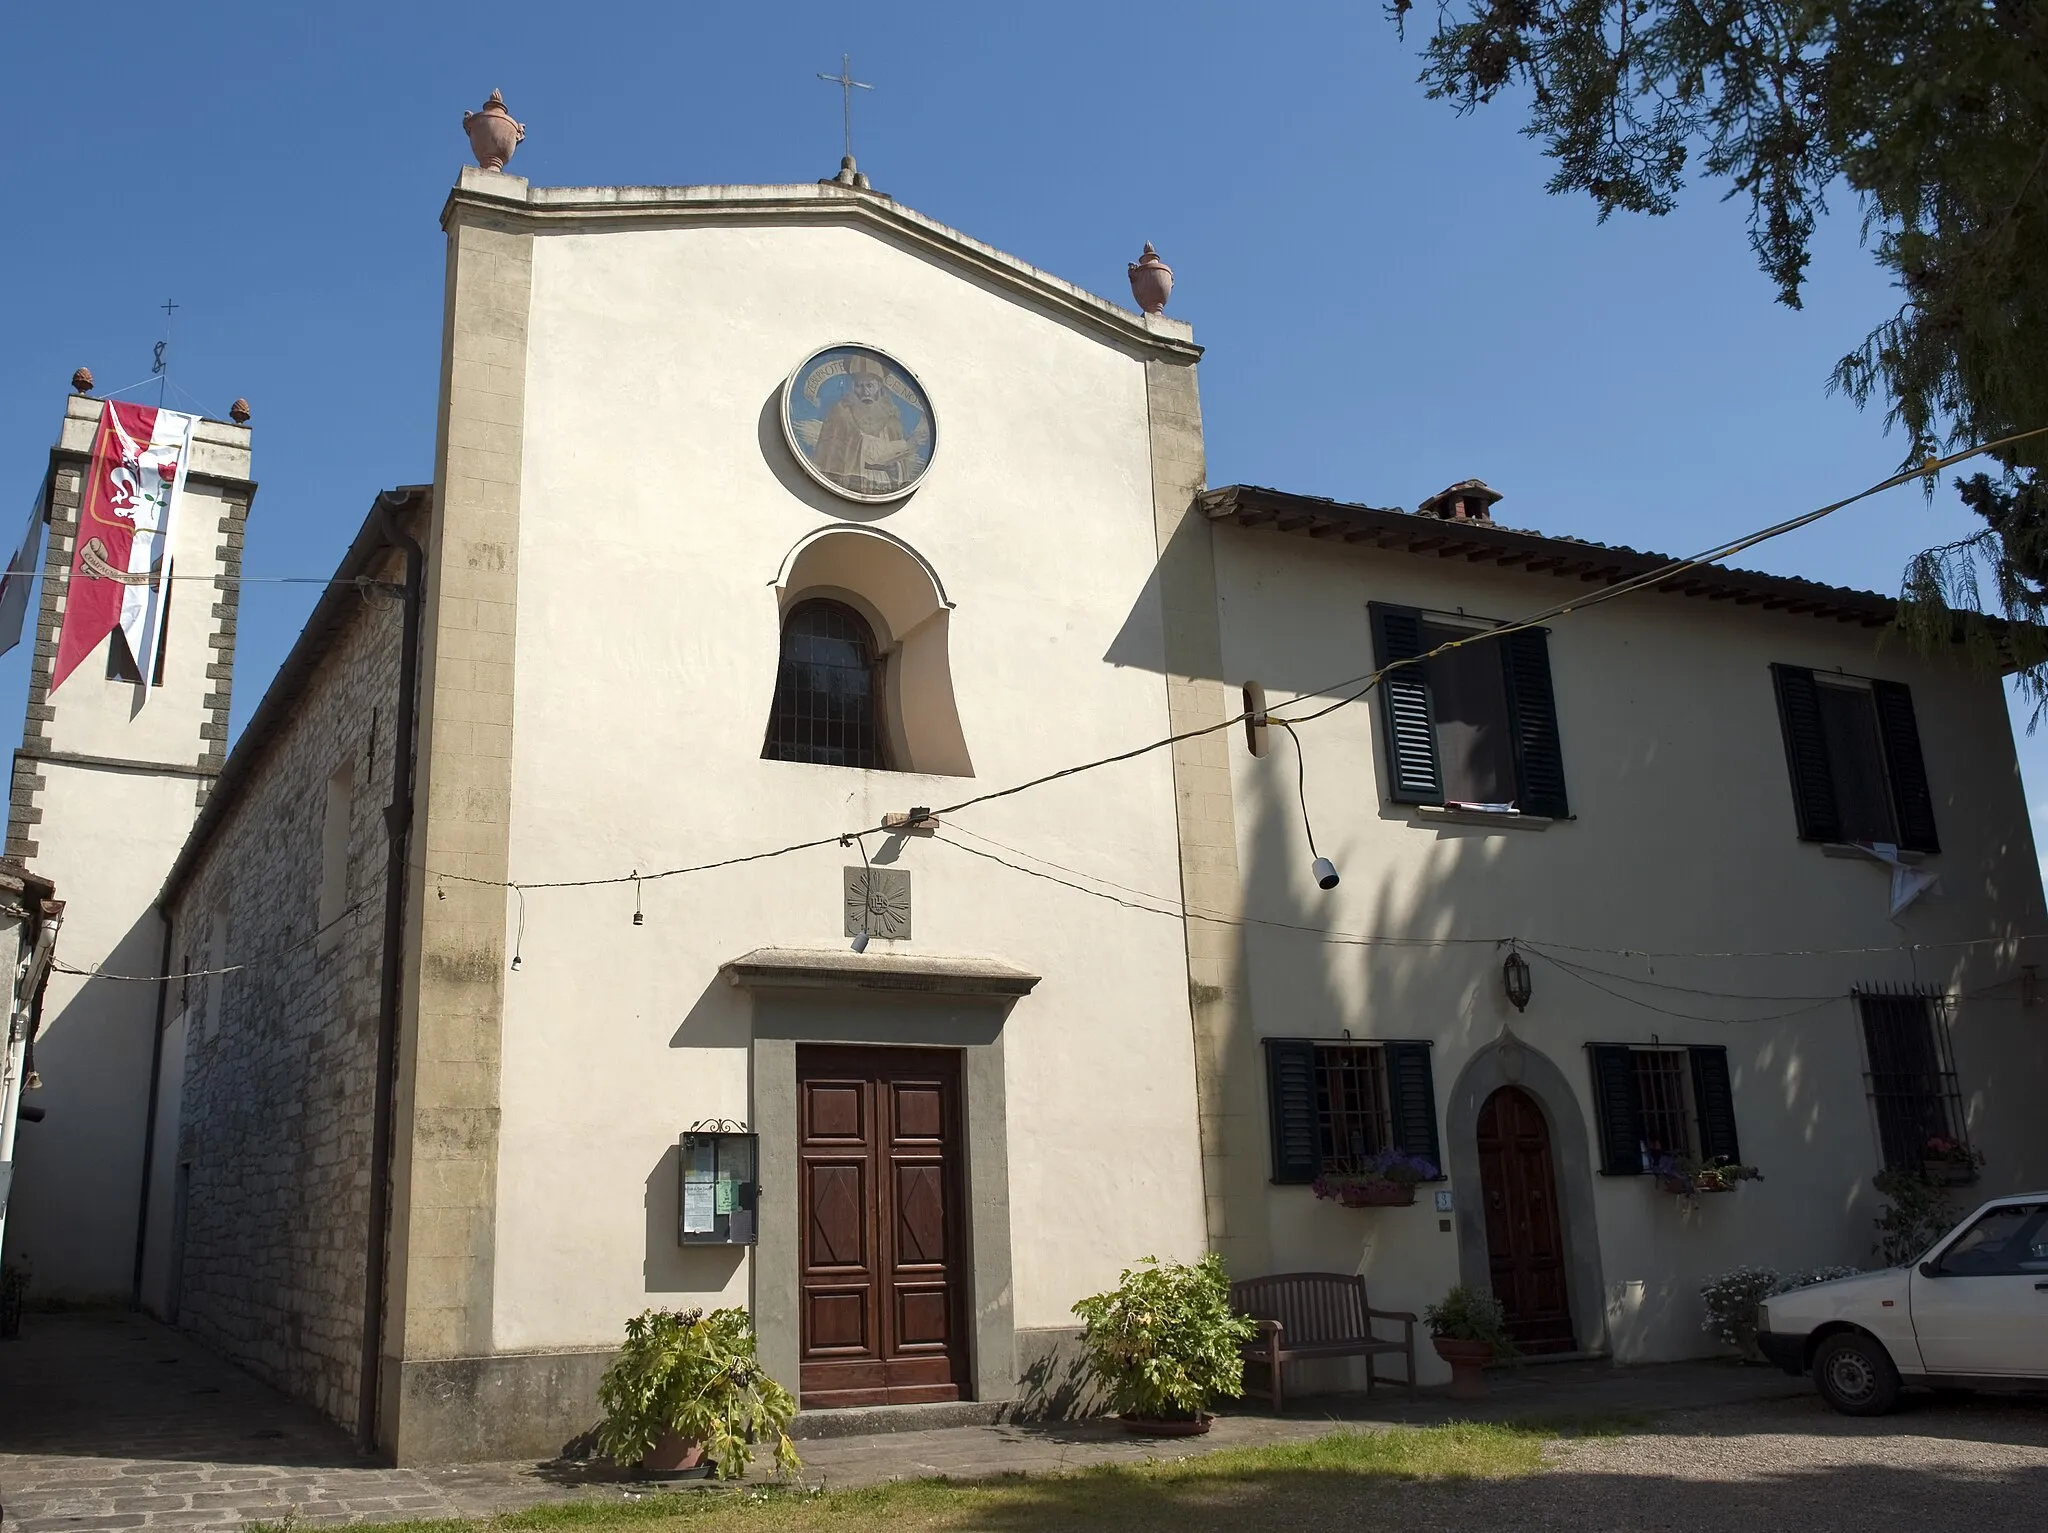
[851,929,871,954]
[632,871,644,927]
[1273,719,1338,893]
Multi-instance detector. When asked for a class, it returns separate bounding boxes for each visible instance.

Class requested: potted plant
[1310,1150,1441,1208]
[1919,1136,1983,1185]
[1425,1286,1516,1399]
[595,1307,800,1480]
[1650,1153,1763,1199]
[1071,1254,1256,1435]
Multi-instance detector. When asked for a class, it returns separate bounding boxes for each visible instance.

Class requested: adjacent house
[5,146,2043,1463]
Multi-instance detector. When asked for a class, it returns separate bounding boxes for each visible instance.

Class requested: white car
[1756,1192,2048,1414]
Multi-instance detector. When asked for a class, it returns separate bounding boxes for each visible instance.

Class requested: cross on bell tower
[816,54,874,190]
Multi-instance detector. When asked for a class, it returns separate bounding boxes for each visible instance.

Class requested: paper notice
[682,1178,715,1234]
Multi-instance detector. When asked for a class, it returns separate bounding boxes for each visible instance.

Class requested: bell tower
[0,386,254,1300]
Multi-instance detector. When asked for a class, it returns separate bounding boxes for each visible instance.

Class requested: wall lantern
[1502,948,1532,1012]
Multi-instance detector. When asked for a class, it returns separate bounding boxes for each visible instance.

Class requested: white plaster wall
[2,401,245,1298]
[490,220,1207,1351]
[137,1010,188,1317]
[0,767,192,1295]
[1214,522,2048,1363]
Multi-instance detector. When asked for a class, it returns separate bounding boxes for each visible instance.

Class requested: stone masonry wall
[165,546,406,1432]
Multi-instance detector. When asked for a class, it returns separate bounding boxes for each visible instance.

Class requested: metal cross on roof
[816,54,873,163]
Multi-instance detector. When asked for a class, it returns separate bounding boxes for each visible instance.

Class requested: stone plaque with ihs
[844,866,910,939]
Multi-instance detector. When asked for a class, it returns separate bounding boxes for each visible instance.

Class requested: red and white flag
[51,400,194,694]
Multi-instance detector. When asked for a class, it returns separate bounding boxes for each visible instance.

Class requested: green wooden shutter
[1871,680,1940,854]
[1689,1046,1742,1164]
[1770,664,1842,842]
[1500,627,1569,818]
[1369,603,1443,804]
[1587,1044,1645,1175]
[1383,1041,1442,1172]
[1264,1038,1321,1184]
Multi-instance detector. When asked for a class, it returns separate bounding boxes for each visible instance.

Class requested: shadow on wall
[669,974,751,1051]
[3,905,169,1297]
[644,1142,747,1297]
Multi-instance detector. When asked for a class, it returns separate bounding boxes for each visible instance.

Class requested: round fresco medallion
[781,344,936,503]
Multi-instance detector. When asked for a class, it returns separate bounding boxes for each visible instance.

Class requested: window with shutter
[1771,665,1938,853]
[1587,1044,1645,1175]
[1856,988,1967,1172]
[1589,1042,1744,1174]
[1383,1041,1441,1168]
[1368,603,1570,815]
[1689,1047,1741,1164]
[1264,1037,1443,1181]
[1369,605,1443,803]
[1264,1038,1321,1184]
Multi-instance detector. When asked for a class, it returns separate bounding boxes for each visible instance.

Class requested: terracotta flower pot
[1127,244,1173,314]
[1431,1336,1494,1401]
[638,1429,708,1478]
[462,89,525,172]
[1119,1411,1212,1437]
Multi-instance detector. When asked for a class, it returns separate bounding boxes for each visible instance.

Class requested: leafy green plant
[1423,1286,1518,1361]
[1650,1154,1764,1196]
[1071,1254,1256,1421]
[595,1308,799,1480]
[1873,1169,1959,1266]
[1700,1263,1867,1358]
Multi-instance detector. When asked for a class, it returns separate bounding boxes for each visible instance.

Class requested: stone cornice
[720,946,1041,997]
[441,169,1200,362]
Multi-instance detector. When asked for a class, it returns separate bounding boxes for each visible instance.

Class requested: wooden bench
[1229,1272,1418,1411]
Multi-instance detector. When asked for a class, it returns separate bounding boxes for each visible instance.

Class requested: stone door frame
[743,985,1019,1407]
[1444,1033,1608,1357]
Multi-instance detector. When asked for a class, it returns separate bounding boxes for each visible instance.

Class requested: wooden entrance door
[796,1045,970,1408]
[1476,1086,1575,1354]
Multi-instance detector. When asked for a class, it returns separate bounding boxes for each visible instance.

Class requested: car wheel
[1812,1332,1900,1416]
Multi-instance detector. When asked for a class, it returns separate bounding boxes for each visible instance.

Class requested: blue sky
[1,3,2039,876]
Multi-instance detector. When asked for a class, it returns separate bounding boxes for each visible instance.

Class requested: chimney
[1417,479,1502,525]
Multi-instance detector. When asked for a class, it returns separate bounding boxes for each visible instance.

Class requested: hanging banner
[0,483,45,659]
[50,401,195,694]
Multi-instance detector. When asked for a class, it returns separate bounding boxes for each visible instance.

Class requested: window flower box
[1311,1150,1439,1210]
[1920,1137,1983,1186]
[1650,1154,1763,1199]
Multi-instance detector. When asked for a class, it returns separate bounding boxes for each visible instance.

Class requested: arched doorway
[1476,1086,1575,1354]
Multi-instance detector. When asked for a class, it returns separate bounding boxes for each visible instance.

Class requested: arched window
[763,599,887,769]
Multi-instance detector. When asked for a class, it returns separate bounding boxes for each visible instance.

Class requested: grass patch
[311,1419,1623,1533]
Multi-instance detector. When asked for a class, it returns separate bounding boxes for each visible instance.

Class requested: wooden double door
[1476,1086,1576,1354]
[796,1045,970,1408]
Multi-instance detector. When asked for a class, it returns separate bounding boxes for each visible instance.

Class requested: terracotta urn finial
[71,367,94,395]
[229,398,251,425]
[1128,243,1173,314]
[462,89,525,172]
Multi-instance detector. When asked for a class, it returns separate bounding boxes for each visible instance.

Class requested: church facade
[7,144,2046,1464]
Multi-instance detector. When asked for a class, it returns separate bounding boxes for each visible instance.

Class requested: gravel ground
[1510,1391,2048,1533]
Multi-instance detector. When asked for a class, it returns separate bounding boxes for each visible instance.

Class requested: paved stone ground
[2,1311,2039,1532]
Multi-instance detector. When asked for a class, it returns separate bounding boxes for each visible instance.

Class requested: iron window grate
[1632,1048,1694,1160]
[763,599,886,769]
[1855,985,1968,1173]
[1315,1044,1393,1173]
